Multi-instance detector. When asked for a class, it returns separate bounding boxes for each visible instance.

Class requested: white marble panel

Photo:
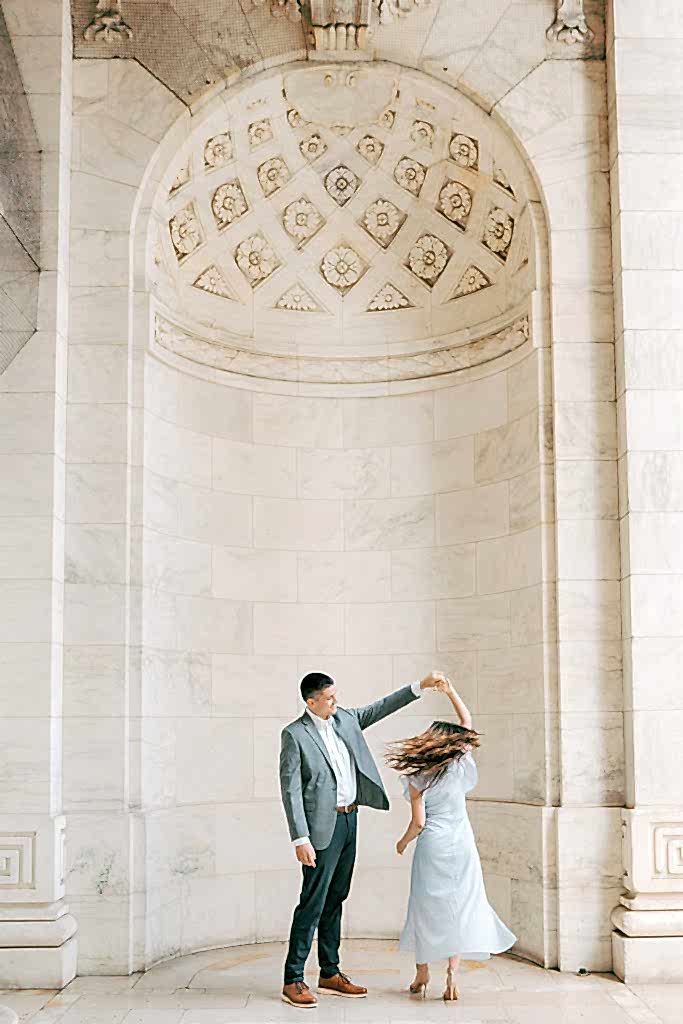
[343,393,433,447]
[254,393,343,448]
[254,496,343,550]
[629,573,683,637]
[437,593,511,652]
[298,447,390,500]
[556,520,620,581]
[554,402,617,460]
[65,811,132,899]
[0,642,54,716]
[344,495,434,550]
[478,645,545,714]
[392,651,478,710]
[76,112,157,187]
[391,545,475,601]
[508,351,540,421]
[212,654,300,718]
[107,60,185,141]
[437,482,509,545]
[560,712,625,805]
[141,716,177,808]
[213,546,297,602]
[176,719,254,803]
[66,463,127,524]
[624,390,683,450]
[253,717,298,800]
[213,439,296,498]
[620,212,683,271]
[298,550,390,603]
[630,711,683,804]
[555,460,619,519]
[509,466,544,532]
[472,716,514,802]
[468,803,546,884]
[70,228,129,288]
[175,596,252,654]
[628,637,683,711]
[175,376,253,443]
[68,284,129,338]
[559,641,623,712]
[0,454,55,515]
[627,451,683,511]
[141,650,211,718]
[0,393,57,454]
[476,527,542,595]
[0,517,53,579]
[474,411,539,485]
[622,330,683,389]
[299,654,394,709]
[67,344,128,405]
[512,714,550,805]
[345,867,411,938]
[62,717,125,810]
[216,802,291,875]
[65,524,126,584]
[0,717,51,811]
[434,374,508,441]
[621,270,683,330]
[63,582,126,645]
[143,468,179,535]
[510,585,545,646]
[557,580,621,643]
[553,343,616,403]
[254,602,344,655]
[176,484,252,547]
[181,874,255,952]
[0,580,52,645]
[144,805,215,891]
[388,437,475,498]
[254,869,301,943]
[145,414,212,489]
[142,586,177,651]
[62,644,124,719]
[345,601,435,654]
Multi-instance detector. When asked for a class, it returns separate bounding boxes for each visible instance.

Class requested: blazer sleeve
[350,683,421,731]
[279,729,309,843]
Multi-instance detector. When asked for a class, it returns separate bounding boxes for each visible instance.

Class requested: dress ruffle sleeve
[400,772,429,801]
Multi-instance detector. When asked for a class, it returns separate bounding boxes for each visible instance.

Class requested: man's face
[306,684,338,719]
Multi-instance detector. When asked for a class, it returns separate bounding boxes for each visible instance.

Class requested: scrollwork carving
[546,0,594,45]
[84,0,133,42]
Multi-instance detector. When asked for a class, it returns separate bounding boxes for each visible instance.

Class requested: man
[279,668,446,1008]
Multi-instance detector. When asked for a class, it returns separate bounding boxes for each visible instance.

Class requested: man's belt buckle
[336,802,357,814]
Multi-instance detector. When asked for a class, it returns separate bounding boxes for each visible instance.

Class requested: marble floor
[1,941,681,1024]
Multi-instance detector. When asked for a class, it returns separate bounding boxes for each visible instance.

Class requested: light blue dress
[399,752,516,962]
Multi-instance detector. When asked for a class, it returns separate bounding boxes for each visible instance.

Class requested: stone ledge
[613,932,683,983]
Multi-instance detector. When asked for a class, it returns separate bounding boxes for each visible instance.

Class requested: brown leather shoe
[318,972,368,998]
[282,981,318,1008]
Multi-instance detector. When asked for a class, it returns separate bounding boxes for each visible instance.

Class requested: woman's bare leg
[448,954,460,973]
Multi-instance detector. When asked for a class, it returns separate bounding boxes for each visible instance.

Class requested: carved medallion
[406,234,450,286]
[169,203,203,261]
[235,233,280,286]
[449,133,478,170]
[204,132,233,171]
[394,156,427,197]
[361,198,406,248]
[483,207,514,261]
[411,120,435,148]
[437,180,473,230]
[324,165,360,207]
[193,265,238,300]
[248,119,274,149]
[300,132,328,162]
[449,266,491,300]
[357,135,384,165]
[320,245,366,292]
[283,198,324,247]
[366,283,413,312]
[257,156,291,197]
[169,161,191,197]
[276,283,324,312]
[211,180,249,230]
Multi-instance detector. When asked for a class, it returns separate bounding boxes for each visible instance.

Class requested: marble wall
[136,343,551,962]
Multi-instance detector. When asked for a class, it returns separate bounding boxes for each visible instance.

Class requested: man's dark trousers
[284,809,357,984]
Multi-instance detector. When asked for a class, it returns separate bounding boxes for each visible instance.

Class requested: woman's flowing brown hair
[385,720,481,789]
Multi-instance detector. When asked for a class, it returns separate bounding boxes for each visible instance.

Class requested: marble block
[613,933,683,983]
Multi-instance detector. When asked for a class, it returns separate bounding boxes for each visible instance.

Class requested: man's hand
[295,843,317,868]
[419,670,448,690]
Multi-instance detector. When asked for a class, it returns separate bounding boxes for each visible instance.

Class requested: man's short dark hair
[300,671,335,703]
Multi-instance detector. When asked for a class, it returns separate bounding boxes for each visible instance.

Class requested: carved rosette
[356,135,384,165]
[361,199,406,248]
[449,133,478,170]
[235,233,280,286]
[169,204,203,262]
[367,282,413,312]
[437,180,473,230]
[204,133,233,171]
[300,133,328,162]
[320,245,365,292]
[283,198,324,246]
[411,120,435,148]
[258,157,291,197]
[211,181,249,230]
[248,119,273,149]
[406,234,450,286]
[394,156,427,197]
[483,207,514,262]
[324,165,360,207]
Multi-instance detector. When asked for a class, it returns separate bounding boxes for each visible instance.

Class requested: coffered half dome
[149,62,538,384]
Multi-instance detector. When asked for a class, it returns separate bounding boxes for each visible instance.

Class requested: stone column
[0,0,77,988]
[607,0,683,983]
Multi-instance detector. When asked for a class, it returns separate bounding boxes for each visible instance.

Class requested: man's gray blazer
[279,683,420,851]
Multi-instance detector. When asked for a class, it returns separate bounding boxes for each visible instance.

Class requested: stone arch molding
[146,62,541,388]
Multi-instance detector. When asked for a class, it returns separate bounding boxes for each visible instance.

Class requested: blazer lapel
[302,713,334,772]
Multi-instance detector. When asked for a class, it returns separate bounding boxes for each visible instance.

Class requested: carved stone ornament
[276,283,324,312]
[437,180,473,230]
[300,132,328,162]
[411,120,435,148]
[193,266,238,300]
[248,119,274,149]
[483,207,514,262]
[366,282,413,311]
[84,0,133,42]
[320,245,366,292]
[154,312,530,384]
[283,198,324,246]
[361,198,406,248]
[450,266,491,300]
[394,156,427,197]
[324,165,360,207]
[169,204,203,261]
[211,180,249,230]
[406,233,450,286]
[357,135,384,165]
[235,233,281,286]
[307,0,372,51]
[168,161,191,197]
[252,0,301,23]
[258,157,291,197]
[377,0,432,24]
[546,0,594,44]
[204,133,233,171]
[449,133,478,170]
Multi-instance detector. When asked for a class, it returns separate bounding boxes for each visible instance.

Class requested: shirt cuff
[411,679,422,697]
[293,836,310,847]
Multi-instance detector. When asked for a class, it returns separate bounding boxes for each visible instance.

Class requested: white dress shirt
[293,680,423,847]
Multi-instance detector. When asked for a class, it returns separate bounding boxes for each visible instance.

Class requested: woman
[386,678,515,1000]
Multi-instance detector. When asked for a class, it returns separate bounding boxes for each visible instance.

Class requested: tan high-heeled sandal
[443,966,459,1001]
[409,969,429,999]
